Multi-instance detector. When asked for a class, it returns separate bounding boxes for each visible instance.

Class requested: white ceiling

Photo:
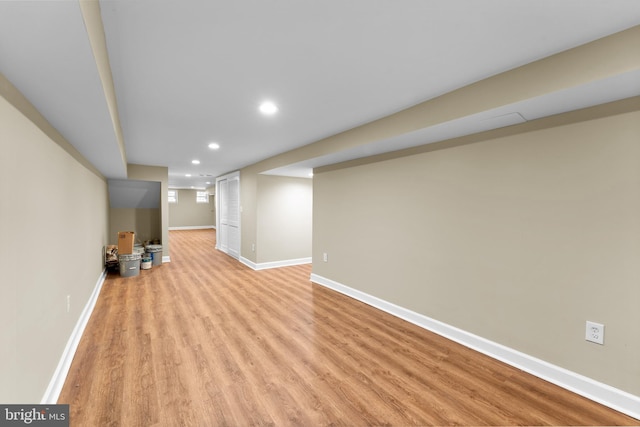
[108,179,161,208]
[0,0,126,178]
[1,1,640,188]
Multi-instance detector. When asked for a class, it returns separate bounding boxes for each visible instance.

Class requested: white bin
[145,244,163,266]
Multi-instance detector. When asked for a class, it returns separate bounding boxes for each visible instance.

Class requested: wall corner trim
[309,273,640,421]
[240,257,312,271]
[41,270,108,404]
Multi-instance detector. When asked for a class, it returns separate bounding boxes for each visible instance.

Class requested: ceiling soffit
[259,25,640,177]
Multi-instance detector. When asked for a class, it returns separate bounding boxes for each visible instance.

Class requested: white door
[216,171,240,259]
[226,174,240,258]
[217,178,229,253]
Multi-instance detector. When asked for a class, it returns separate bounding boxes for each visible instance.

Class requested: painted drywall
[236,26,640,268]
[127,164,169,258]
[78,0,127,169]
[0,90,109,402]
[239,169,258,262]
[241,26,640,175]
[108,179,161,208]
[168,189,215,228]
[255,175,312,263]
[312,100,640,396]
[109,208,161,245]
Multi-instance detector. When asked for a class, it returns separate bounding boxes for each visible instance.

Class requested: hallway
[58,229,637,426]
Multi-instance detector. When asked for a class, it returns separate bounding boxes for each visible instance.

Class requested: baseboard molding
[240,256,312,271]
[41,269,107,404]
[169,225,215,230]
[310,273,640,421]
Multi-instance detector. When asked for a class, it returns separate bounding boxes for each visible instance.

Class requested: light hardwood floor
[59,229,638,426]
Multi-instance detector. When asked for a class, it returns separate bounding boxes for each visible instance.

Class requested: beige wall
[237,25,640,270]
[168,189,215,228]
[239,169,258,262]
[312,100,640,396]
[0,88,109,402]
[256,175,312,263]
[239,171,312,264]
[109,208,161,245]
[127,164,169,257]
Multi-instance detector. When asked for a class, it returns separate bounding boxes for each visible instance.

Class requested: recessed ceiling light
[192,159,200,165]
[185,174,191,177]
[205,181,211,185]
[259,101,278,115]
[208,142,220,150]
[190,186,195,189]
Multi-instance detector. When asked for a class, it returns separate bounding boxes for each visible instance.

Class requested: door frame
[215,171,240,258]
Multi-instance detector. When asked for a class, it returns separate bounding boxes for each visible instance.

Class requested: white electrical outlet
[323,252,328,262]
[251,243,255,252]
[66,295,71,313]
[585,321,604,345]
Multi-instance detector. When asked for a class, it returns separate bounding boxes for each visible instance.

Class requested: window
[168,190,178,204]
[196,191,209,203]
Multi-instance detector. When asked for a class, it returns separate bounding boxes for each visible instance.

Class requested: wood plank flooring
[59,229,638,426]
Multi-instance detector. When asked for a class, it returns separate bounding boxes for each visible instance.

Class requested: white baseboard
[240,256,312,271]
[41,269,107,404]
[310,273,640,421]
[169,225,215,230]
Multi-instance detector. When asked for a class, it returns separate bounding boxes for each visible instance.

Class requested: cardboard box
[117,231,135,255]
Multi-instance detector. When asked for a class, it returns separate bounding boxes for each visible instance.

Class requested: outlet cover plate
[586,321,604,345]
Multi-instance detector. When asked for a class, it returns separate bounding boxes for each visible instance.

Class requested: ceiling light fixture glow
[192,159,200,165]
[259,101,278,115]
[185,174,192,177]
[208,142,220,150]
